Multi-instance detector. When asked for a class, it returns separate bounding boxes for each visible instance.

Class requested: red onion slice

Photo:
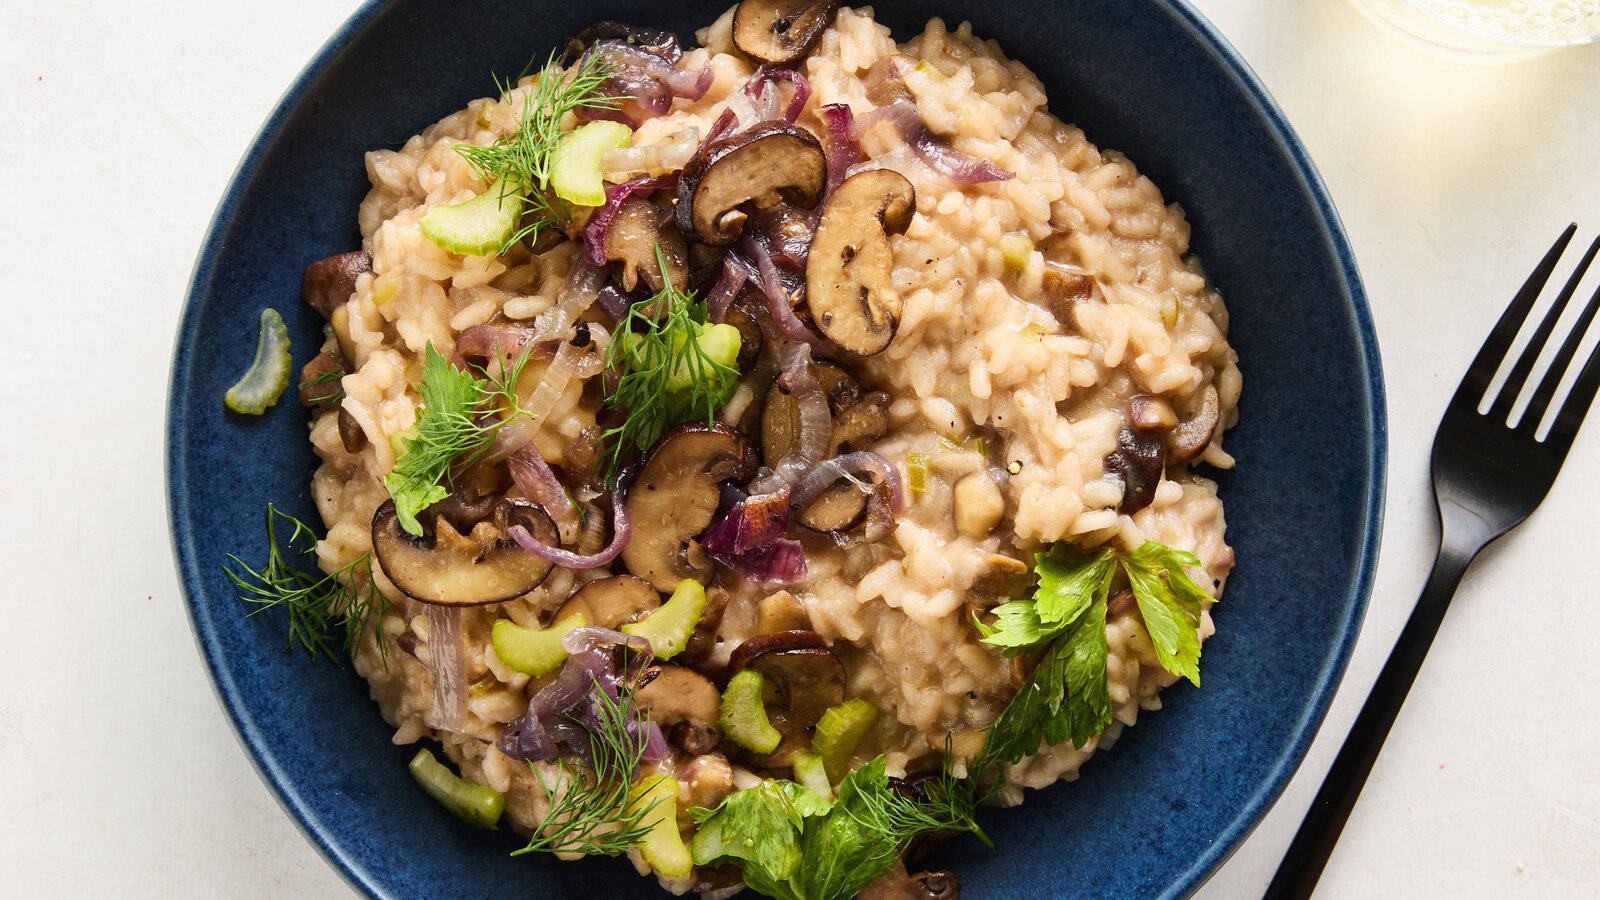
[736,230,828,347]
[855,100,1013,184]
[425,605,467,733]
[743,67,813,124]
[507,443,574,521]
[791,451,907,513]
[508,480,632,568]
[818,103,860,195]
[707,539,808,584]
[777,342,833,467]
[582,174,679,266]
[702,488,792,556]
[704,108,739,145]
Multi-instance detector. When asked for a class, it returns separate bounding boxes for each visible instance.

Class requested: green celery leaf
[688,779,830,891]
[1043,595,1112,748]
[798,758,904,900]
[1031,545,1115,625]
[1125,563,1202,685]
[975,599,1060,654]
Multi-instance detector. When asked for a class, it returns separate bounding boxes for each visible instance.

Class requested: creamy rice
[307,4,1239,889]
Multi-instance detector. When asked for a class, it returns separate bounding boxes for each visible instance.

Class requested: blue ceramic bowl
[167,1,1385,896]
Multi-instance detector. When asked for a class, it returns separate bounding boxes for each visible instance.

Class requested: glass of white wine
[1353,0,1600,52]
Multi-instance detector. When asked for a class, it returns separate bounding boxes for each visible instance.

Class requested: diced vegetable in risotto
[224,3,1241,897]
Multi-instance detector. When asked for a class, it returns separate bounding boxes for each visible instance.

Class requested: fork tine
[1545,320,1600,447]
[1457,224,1577,405]
[1522,279,1600,433]
[1489,234,1600,423]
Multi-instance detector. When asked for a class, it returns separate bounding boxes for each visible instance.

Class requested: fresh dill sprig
[600,246,740,476]
[223,504,389,663]
[514,678,665,857]
[454,50,618,255]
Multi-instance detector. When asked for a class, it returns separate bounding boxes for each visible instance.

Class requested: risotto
[285,3,1241,896]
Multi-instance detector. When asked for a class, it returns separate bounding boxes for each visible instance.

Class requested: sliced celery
[812,698,880,783]
[907,451,929,494]
[622,579,706,659]
[629,774,692,878]
[791,751,832,798]
[224,308,292,415]
[1000,232,1034,269]
[551,120,632,207]
[492,613,587,676]
[719,669,782,754]
[419,179,523,256]
[409,748,504,829]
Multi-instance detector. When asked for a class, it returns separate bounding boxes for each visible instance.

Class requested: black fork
[1266,224,1600,898]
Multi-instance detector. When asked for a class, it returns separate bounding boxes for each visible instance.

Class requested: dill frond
[223,504,390,664]
[514,677,666,857]
[600,247,740,477]
[454,50,619,256]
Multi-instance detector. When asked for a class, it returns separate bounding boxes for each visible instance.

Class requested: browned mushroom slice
[337,408,366,454]
[556,574,660,629]
[859,861,963,900]
[728,630,845,732]
[1104,427,1166,514]
[301,250,372,320]
[863,55,915,107]
[1166,384,1221,462]
[635,665,721,754]
[604,196,688,295]
[830,390,890,454]
[678,584,730,670]
[1128,393,1178,433]
[732,0,842,66]
[810,358,861,409]
[1039,265,1099,332]
[621,422,758,591]
[761,359,860,467]
[805,169,915,355]
[298,351,346,408]
[370,497,557,606]
[796,481,869,533]
[756,590,811,634]
[724,306,764,371]
[676,122,827,246]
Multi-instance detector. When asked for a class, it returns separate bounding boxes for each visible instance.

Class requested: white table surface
[3,1,1598,896]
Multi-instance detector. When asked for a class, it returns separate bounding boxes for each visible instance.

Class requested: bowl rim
[165,1,1386,897]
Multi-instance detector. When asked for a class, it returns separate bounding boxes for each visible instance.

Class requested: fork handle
[1264,533,1481,899]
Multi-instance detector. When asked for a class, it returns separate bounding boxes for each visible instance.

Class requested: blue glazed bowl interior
[167,1,1384,897]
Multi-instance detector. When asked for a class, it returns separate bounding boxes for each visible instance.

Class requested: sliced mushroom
[796,481,869,533]
[370,497,557,606]
[1128,393,1178,433]
[604,196,688,295]
[635,665,722,754]
[724,306,764,372]
[732,0,842,66]
[561,21,681,66]
[678,752,735,810]
[952,470,1004,537]
[298,351,346,408]
[301,250,372,320]
[679,584,730,670]
[1166,384,1221,462]
[863,55,914,107]
[829,390,889,454]
[805,169,915,355]
[621,423,758,591]
[1039,265,1100,332]
[810,359,861,409]
[756,590,812,633]
[968,553,1030,605]
[337,407,366,454]
[556,574,660,629]
[729,630,845,731]
[676,121,826,246]
[688,242,728,287]
[859,861,962,900]
[1104,427,1165,514]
